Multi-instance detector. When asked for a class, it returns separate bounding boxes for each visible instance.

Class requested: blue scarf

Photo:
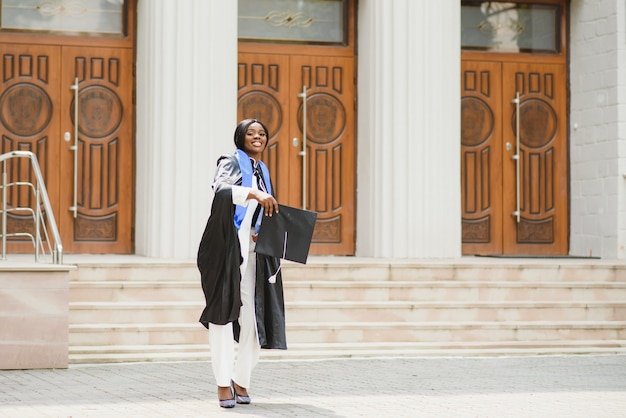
[233,149,272,232]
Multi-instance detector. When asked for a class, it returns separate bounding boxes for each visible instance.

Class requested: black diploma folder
[255,204,317,264]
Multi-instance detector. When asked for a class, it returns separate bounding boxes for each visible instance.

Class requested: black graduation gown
[197,188,242,327]
[251,254,286,349]
[197,156,287,350]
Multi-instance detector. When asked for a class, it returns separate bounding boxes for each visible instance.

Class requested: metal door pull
[69,77,79,218]
[298,85,307,209]
[512,91,521,223]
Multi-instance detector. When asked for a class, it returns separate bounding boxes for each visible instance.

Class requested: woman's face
[242,122,267,160]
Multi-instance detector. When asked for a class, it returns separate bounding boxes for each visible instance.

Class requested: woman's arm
[213,154,278,216]
[212,155,241,193]
[248,188,278,217]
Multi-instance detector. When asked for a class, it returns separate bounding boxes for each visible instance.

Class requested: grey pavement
[1,355,625,418]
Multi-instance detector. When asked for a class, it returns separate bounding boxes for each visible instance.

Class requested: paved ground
[0,355,625,418]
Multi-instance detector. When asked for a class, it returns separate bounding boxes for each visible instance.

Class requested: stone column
[357,0,462,258]
[135,1,237,258]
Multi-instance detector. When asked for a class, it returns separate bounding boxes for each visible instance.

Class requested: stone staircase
[67,257,626,364]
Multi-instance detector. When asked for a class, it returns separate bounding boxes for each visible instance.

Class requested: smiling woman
[198,118,284,408]
[241,122,268,161]
[0,0,126,36]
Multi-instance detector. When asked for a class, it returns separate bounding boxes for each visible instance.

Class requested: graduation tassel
[268,231,287,284]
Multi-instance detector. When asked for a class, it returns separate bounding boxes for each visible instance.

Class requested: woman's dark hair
[234,118,270,150]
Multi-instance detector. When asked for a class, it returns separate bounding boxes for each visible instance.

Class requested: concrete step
[69,300,626,324]
[287,281,626,301]
[70,280,626,302]
[64,258,626,363]
[68,321,626,346]
[70,281,204,303]
[70,301,201,324]
[69,263,199,282]
[286,300,626,322]
[285,321,626,343]
[67,340,626,364]
[68,259,626,283]
[283,261,626,282]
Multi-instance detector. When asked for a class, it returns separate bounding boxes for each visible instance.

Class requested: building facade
[0,0,624,260]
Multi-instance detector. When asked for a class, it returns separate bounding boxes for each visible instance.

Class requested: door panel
[0,44,61,253]
[461,61,503,254]
[461,60,568,255]
[290,55,355,255]
[0,1,135,255]
[60,46,134,253]
[502,63,568,254]
[237,53,356,255]
[237,53,291,200]
[0,44,134,255]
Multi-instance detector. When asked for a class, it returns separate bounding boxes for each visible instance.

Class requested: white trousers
[209,238,261,389]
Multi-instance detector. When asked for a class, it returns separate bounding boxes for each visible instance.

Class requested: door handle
[511,92,521,223]
[68,77,79,218]
[293,137,305,155]
[297,85,308,209]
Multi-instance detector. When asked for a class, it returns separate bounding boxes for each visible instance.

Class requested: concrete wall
[569,0,626,259]
[0,267,71,369]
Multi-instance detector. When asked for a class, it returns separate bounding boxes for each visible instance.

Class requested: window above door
[238,0,347,45]
[0,0,127,37]
[461,1,562,54]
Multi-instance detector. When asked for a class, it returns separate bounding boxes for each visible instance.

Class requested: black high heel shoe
[231,380,251,404]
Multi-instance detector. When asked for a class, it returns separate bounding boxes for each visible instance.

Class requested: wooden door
[0,44,61,252]
[59,46,134,253]
[290,55,355,255]
[238,53,356,255]
[502,62,568,254]
[461,61,568,255]
[461,61,503,254]
[237,54,291,200]
[0,45,134,254]
[0,1,135,255]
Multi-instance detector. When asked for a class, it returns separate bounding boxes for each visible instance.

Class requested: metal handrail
[0,151,63,264]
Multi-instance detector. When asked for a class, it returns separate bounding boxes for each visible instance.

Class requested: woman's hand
[249,189,279,217]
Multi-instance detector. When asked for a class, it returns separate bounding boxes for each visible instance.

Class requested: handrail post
[0,151,63,264]
[34,183,41,262]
